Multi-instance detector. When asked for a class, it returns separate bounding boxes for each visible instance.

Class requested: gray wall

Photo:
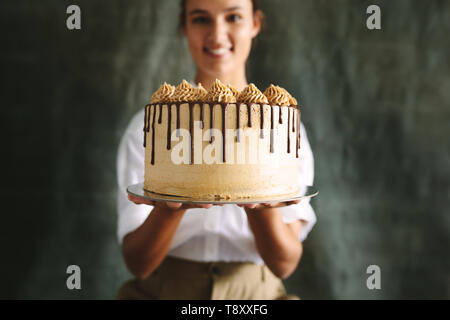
[1,0,449,299]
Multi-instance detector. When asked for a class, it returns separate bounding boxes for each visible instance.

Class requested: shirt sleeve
[278,122,317,242]
[116,111,154,245]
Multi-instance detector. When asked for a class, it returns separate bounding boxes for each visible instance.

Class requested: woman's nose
[207,20,229,46]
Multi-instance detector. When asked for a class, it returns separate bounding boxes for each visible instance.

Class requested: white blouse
[116,108,317,265]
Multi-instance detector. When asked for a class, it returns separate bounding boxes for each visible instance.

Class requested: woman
[116,0,316,299]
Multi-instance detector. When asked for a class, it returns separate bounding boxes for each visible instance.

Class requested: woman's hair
[178,0,262,32]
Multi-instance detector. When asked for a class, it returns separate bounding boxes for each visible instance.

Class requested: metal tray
[127,182,318,205]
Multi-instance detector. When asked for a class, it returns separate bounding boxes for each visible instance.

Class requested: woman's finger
[263,202,278,207]
[188,203,213,209]
[178,203,211,210]
[241,203,257,209]
[165,202,183,209]
[128,194,154,205]
[286,199,301,206]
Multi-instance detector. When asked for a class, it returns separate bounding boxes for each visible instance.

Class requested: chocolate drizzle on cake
[176,104,180,138]
[279,107,282,124]
[222,104,227,163]
[236,104,240,143]
[189,104,194,165]
[270,106,274,153]
[151,104,156,165]
[145,80,302,166]
[167,104,172,150]
[260,105,264,139]
[143,104,149,147]
[296,108,301,158]
[143,102,300,164]
[248,104,252,127]
[200,104,204,129]
[287,108,291,154]
[145,102,302,165]
[292,108,295,132]
[210,104,215,143]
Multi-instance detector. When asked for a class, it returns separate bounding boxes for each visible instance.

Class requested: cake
[143,79,301,200]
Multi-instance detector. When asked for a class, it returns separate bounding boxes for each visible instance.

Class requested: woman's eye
[227,14,242,23]
[192,16,210,24]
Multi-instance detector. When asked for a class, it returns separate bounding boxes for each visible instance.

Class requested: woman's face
[183,0,262,78]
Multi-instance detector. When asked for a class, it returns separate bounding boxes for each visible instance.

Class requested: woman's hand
[237,199,302,211]
[128,194,215,210]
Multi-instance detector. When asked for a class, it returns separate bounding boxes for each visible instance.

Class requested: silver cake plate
[127,182,318,205]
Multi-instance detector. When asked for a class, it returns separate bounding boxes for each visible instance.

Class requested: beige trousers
[117,256,300,300]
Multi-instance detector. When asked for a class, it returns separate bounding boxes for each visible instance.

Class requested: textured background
[1,0,449,299]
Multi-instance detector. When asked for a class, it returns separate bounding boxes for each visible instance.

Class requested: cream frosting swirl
[227,84,240,99]
[151,82,175,104]
[172,80,199,102]
[205,79,236,103]
[238,83,269,104]
[263,84,292,106]
[289,95,298,106]
[151,81,297,106]
[284,88,298,106]
[196,83,208,100]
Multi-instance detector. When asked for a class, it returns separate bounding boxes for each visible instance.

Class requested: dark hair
[178,0,262,32]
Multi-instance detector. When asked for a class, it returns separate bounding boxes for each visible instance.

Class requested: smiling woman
[179,0,264,91]
[116,0,317,300]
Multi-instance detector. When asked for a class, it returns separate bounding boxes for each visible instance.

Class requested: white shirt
[116,108,317,265]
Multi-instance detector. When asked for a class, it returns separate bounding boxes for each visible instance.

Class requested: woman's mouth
[204,47,233,58]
